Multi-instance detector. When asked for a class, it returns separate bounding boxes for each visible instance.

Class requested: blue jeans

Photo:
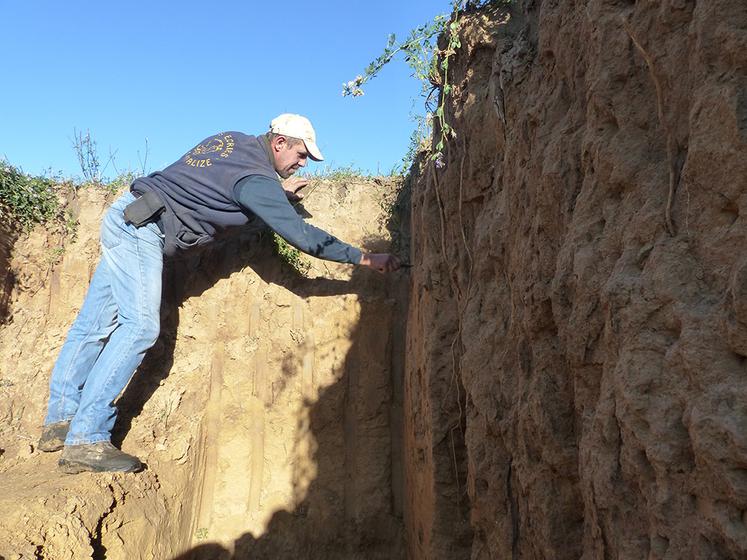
[44,191,164,445]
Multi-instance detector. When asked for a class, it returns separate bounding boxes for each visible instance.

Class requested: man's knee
[135,317,161,348]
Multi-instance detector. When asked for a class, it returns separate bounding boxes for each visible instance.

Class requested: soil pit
[0,178,408,560]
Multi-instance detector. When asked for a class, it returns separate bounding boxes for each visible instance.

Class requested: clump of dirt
[0,177,408,559]
[405,1,747,559]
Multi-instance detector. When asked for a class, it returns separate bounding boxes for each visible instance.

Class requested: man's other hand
[359,253,401,273]
[282,176,310,202]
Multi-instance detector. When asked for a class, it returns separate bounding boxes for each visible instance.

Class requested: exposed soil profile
[404,1,747,559]
[2,0,747,558]
[0,178,409,559]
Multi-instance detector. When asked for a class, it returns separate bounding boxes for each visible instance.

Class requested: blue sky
[0,1,453,179]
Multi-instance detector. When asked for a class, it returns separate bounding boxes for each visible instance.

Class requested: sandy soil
[0,177,408,559]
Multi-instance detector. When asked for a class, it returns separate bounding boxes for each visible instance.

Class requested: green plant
[344,1,509,170]
[343,1,465,169]
[272,233,311,276]
[63,208,79,242]
[45,245,66,265]
[341,14,450,99]
[105,170,139,194]
[302,164,369,182]
[432,12,463,168]
[0,160,60,230]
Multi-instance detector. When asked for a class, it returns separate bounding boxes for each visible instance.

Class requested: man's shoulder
[194,132,267,161]
[223,131,258,142]
[194,131,257,144]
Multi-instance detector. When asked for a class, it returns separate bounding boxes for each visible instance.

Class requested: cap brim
[304,140,324,162]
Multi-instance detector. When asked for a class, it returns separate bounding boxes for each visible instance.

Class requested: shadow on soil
[172,283,407,560]
[112,218,397,447]
[0,219,18,325]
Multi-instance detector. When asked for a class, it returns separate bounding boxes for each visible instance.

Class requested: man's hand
[359,253,401,273]
[282,176,309,202]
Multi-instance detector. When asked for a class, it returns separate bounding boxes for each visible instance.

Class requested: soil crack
[90,484,118,560]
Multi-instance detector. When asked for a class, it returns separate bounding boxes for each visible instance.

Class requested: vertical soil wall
[2,1,746,558]
[405,1,747,559]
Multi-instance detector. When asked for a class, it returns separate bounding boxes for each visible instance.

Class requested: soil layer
[0,178,407,559]
[404,2,747,558]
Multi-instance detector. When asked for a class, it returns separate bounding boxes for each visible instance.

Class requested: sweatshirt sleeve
[234,175,362,265]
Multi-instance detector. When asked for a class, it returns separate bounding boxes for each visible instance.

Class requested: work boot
[58,442,143,474]
[38,420,71,452]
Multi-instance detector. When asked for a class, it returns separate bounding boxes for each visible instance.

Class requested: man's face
[273,137,309,179]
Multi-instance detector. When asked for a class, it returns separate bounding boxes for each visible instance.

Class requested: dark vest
[131,132,277,256]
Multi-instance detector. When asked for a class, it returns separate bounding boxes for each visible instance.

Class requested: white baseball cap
[269,113,324,161]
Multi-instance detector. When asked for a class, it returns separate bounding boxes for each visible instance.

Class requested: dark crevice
[507,457,520,559]
[0,217,18,325]
[91,485,118,560]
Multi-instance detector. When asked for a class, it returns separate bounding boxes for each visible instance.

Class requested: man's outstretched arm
[234,175,400,271]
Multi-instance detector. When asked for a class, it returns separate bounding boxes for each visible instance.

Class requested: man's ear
[271,135,288,153]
